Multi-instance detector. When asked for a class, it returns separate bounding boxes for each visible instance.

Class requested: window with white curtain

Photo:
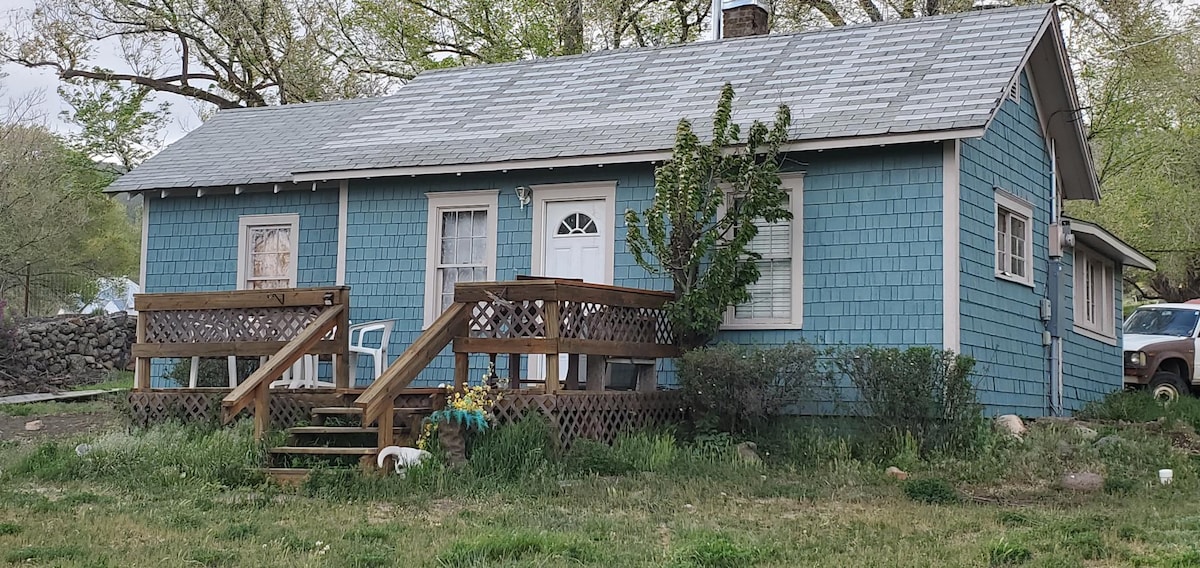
[424,191,498,326]
[724,175,804,329]
[237,214,299,290]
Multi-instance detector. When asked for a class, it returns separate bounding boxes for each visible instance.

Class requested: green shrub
[987,538,1032,566]
[902,477,959,504]
[0,522,20,535]
[836,346,983,456]
[678,342,831,432]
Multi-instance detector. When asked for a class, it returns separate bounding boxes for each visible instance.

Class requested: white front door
[544,200,606,283]
[531,198,610,380]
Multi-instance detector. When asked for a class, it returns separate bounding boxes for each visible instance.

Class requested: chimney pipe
[722,0,769,39]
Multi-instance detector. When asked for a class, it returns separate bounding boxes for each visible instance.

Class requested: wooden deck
[128,280,686,475]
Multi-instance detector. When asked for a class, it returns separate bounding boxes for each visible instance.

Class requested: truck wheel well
[1158,358,1191,382]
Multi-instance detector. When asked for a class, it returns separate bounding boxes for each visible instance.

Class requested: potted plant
[418,371,502,467]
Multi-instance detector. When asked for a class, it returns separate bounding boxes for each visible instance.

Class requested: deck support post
[253,383,270,439]
[586,356,606,391]
[564,354,580,390]
[635,361,658,392]
[508,354,521,390]
[134,312,150,391]
[377,402,395,452]
[334,288,351,390]
[454,352,470,390]
[544,300,561,393]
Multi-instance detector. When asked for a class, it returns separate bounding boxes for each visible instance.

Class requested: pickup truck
[1123,303,1200,400]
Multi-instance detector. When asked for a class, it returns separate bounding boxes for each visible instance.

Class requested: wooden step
[311,406,363,416]
[268,446,377,455]
[288,426,381,435]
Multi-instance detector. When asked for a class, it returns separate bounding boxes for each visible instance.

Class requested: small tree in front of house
[625,83,792,350]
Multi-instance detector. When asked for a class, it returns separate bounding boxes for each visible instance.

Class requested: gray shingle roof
[109,4,1051,192]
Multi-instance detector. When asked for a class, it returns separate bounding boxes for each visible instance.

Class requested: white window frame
[722,174,804,330]
[1073,245,1117,344]
[236,213,300,290]
[423,190,499,327]
[995,190,1034,287]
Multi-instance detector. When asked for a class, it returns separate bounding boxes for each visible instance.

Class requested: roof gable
[110,4,1055,192]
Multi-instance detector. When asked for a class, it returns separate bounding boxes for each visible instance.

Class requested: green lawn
[3,395,1200,567]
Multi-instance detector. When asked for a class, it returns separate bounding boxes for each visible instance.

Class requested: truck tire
[1149,371,1190,402]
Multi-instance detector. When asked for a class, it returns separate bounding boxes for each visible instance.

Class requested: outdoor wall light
[515,185,533,209]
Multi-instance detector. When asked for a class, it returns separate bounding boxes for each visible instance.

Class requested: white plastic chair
[348,319,395,384]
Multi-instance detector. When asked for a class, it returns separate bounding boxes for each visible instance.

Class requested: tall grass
[4,421,266,488]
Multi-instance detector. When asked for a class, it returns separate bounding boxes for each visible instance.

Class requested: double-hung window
[424,191,498,326]
[995,190,1034,286]
[1074,246,1116,341]
[724,175,804,329]
[237,214,299,290]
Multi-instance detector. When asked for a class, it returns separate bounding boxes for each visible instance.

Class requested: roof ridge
[415,4,1053,78]
[218,96,381,114]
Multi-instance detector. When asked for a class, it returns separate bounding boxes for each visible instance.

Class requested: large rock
[1061,472,1104,492]
[994,415,1027,439]
[735,442,763,465]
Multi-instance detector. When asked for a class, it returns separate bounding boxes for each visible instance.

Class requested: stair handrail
[221,304,345,437]
[355,302,470,428]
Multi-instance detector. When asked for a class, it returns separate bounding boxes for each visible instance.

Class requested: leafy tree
[59,79,170,171]
[1066,0,1200,302]
[0,104,139,315]
[625,84,791,350]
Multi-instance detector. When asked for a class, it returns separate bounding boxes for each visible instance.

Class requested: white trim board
[139,196,150,289]
[236,213,301,290]
[423,190,500,327]
[722,173,805,331]
[336,180,349,286]
[942,140,961,353]
[529,181,618,285]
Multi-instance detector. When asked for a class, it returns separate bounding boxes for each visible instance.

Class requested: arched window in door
[556,212,598,235]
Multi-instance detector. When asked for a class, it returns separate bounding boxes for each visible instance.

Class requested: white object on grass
[1160,468,1174,485]
[376,446,431,476]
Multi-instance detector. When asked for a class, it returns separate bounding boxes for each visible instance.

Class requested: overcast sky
[1,0,194,144]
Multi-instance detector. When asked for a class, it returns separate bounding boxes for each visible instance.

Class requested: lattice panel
[468,300,545,339]
[144,306,325,343]
[559,302,672,345]
[129,392,342,429]
[490,391,685,447]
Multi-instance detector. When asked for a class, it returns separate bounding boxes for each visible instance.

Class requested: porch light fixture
[515,185,533,209]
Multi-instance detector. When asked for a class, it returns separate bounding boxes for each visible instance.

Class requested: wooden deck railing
[355,302,470,443]
[453,279,679,388]
[131,287,351,435]
[221,305,345,436]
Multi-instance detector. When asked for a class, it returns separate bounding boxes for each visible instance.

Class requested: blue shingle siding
[1061,249,1124,411]
[958,71,1053,416]
[143,190,339,386]
[345,166,664,387]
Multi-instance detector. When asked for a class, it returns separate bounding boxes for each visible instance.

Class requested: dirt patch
[0,412,117,443]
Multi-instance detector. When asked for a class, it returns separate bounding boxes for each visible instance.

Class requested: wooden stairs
[263,403,432,485]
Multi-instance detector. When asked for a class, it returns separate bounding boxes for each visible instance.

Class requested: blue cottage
[110,3,1152,416]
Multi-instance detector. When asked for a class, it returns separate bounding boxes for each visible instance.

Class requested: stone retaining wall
[0,314,135,393]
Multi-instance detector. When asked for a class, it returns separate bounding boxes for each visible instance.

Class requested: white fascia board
[290,128,986,183]
[1065,217,1156,271]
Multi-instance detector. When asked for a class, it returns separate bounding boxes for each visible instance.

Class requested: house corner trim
[336,180,348,286]
[943,140,962,353]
